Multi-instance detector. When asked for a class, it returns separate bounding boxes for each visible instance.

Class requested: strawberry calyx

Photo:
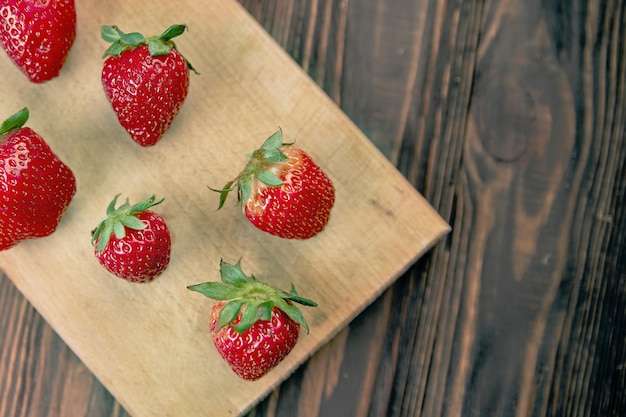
[211,128,293,211]
[101,24,198,73]
[187,259,317,334]
[91,194,165,253]
[0,108,29,135]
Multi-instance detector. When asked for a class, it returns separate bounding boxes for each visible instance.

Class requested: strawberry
[100,24,196,147]
[213,129,335,239]
[91,195,171,283]
[0,107,76,250]
[0,0,76,83]
[187,259,317,380]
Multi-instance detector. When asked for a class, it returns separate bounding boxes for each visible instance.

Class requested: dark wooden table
[2,0,625,416]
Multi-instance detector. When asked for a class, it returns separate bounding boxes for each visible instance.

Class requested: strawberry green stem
[187,259,317,334]
[210,128,291,210]
[101,24,198,73]
[91,195,164,253]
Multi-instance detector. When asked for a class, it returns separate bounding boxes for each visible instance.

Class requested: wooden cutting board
[0,1,449,416]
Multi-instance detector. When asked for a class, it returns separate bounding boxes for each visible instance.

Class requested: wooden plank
[0,1,448,417]
[240,1,626,417]
[0,278,124,417]
[4,0,624,416]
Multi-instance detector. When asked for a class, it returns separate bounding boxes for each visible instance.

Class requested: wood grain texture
[0,275,128,417]
[2,0,625,416]
[0,1,448,416]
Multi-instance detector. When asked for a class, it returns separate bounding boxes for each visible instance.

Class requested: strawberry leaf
[106,194,121,215]
[231,300,262,333]
[256,170,283,187]
[260,128,283,152]
[217,300,244,330]
[185,59,199,74]
[219,259,250,287]
[120,216,146,230]
[96,223,114,252]
[208,181,235,210]
[0,108,29,135]
[148,39,171,56]
[90,223,105,245]
[239,179,252,209]
[101,26,146,57]
[286,284,318,306]
[257,301,274,322]
[160,24,188,41]
[113,221,126,239]
[275,298,310,333]
[129,195,164,213]
[187,282,241,300]
[263,148,289,163]
[101,25,121,42]
[281,292,319,307]
[117,29,145,46]
[102,42,127,58]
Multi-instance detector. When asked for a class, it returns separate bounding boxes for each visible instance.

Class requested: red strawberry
[213,129,335,239]
[0,0,76,83]
[0,107,76,250]
[100,24,196,147]
[91,195,171,283]
[187,259,317,380]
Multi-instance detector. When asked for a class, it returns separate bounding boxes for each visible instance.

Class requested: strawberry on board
[0,0,76,83]
[100,24,196,147]
[187,259,317,381]
[0,107,76,250]
[91,195,171,283]
[213,128,335,239]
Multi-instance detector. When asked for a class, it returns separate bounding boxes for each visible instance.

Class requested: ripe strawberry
[0,107,76,250]
[91,195,171,283]
[213,129,335,239]
[100,24,196,147]
[0,0,76,83]
[187,259,317,381]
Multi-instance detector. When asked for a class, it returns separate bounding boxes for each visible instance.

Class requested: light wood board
[0,1,450,416]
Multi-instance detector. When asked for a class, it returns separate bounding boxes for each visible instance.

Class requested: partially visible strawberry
[0,0,76,83]
[187,259,317,381]
[0,107,76,250]
[100,24,196,147]
[213,129,335,239]
[91,195,171,283]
